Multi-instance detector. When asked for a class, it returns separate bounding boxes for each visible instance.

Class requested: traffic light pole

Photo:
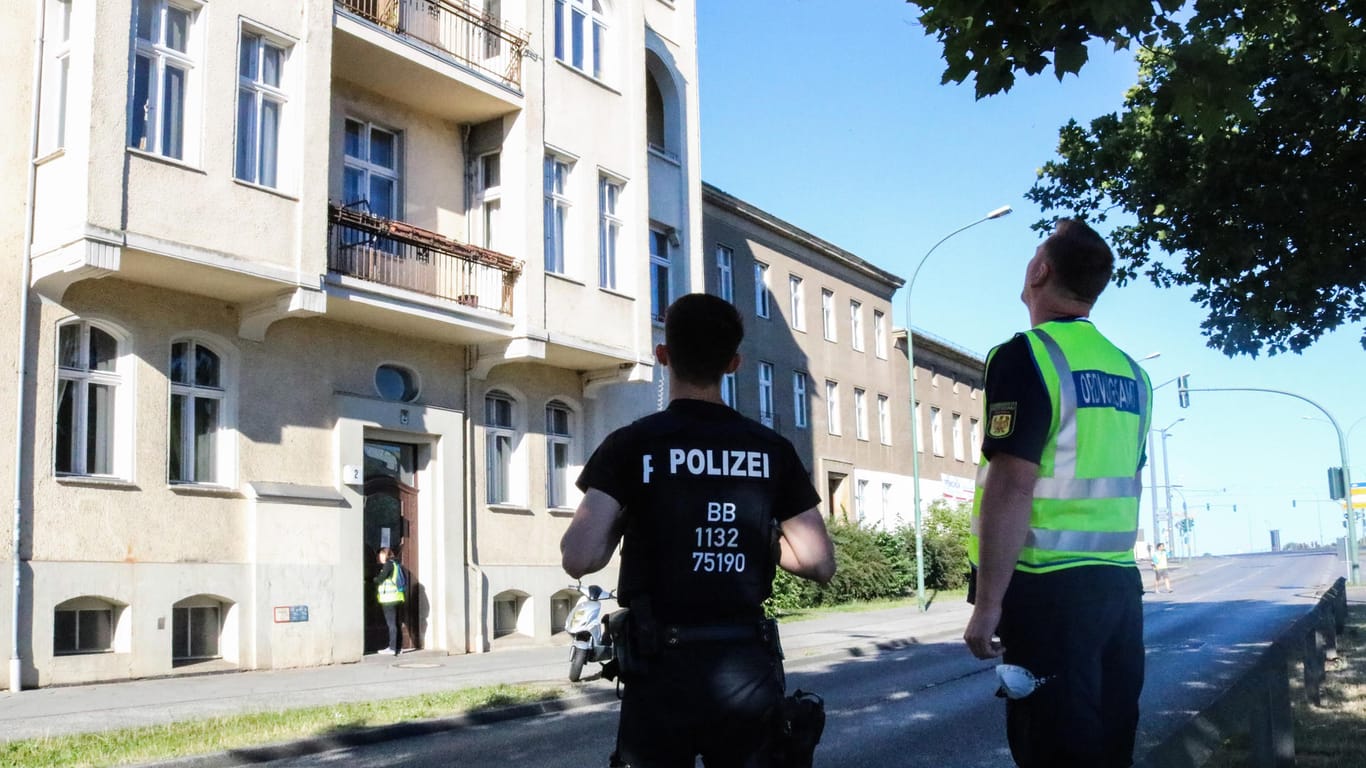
[1178,384,1360,585]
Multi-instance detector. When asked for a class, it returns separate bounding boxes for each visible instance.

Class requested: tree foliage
[911,0,1366,356]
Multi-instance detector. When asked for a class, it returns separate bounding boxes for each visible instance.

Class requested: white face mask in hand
[995,664,1052,700]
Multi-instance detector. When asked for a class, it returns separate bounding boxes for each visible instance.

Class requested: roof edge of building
[702,181,905,291]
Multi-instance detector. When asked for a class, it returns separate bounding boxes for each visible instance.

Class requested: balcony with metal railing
[327,203,521,316]
[333,0,529,122]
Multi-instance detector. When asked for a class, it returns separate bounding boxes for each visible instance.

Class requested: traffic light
[1177,375,1191,408]
[1329,467,1347,500]
[1206,502,1211,512]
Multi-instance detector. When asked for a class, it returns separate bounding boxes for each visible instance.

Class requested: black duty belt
[662,620,775,647]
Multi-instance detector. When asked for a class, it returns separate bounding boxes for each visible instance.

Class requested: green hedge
[765,500,972,616]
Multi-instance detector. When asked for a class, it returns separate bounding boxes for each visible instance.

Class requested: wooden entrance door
[363,441,422,653]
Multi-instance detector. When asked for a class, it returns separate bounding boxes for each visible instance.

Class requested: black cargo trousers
[611,635,783,768]
[997,573,1145,768]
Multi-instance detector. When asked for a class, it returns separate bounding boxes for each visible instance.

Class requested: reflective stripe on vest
[970,321,1152,573]
[377,565,406,605]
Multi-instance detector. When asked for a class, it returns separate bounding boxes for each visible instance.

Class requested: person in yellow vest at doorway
[962,219,1153,767]
[374,547,406,655]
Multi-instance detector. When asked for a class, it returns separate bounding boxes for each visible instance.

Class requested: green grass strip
[0,683,562,768]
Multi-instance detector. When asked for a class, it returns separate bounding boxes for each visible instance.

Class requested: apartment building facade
[894,330,987,513]
[700,184,914,531]
[2,0,700,690]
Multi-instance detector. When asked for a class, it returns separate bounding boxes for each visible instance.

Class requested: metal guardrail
[327,203,521,315]
[1138,577,1350,768]
[336,0,529,90]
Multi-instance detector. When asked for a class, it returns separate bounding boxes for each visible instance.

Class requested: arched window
[54,596,122,655]
[55,320,126,477]
[485,390,517,504]
[492,589,531,638]
[169,339,226,484]
[646,71,665,151]
[545,400,573,508]
[173,595,227,664]
[553,0,608,80]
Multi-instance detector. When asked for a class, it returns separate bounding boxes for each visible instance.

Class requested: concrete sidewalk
[0,596,977,745]
[0,557,1220,754]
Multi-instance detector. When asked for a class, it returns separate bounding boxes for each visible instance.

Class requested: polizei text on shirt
[640,449,772,483]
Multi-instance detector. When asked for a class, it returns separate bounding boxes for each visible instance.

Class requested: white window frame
[39,0,73,155]
[598,175,622,290]
[476,151,501,250]
[54,320,132,479]
[553,0,609,80]
[788,275,805,330]
[344,118,401,218]
[649,228,671,323]
[952,412,965,461]
[543,153,572,274]
[855,479,869,523]
[168,338,233,486]
[854,388,868,441]
[546,400,573,508]
[754,262,770,318]
[792,371,808,429]
[129,0,203,162]
[821,289,836,342]
[874,310,887,359]
[758,362,774,428]
[721,372,737,409]
[850,300,864,352]
[877,393,891,445]
[930,406,944,456]
[825,380,840,436]
[970,417,982,464]
[715,245,734,303]
[235,24,290,189]
[485,391,517,505]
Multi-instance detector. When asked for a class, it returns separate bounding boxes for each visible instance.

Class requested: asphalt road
[258,551,1344,767]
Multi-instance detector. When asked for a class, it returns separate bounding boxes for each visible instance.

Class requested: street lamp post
[1145,374,1186,555]
[905,205,1012,612]
[1152,417,1184,555]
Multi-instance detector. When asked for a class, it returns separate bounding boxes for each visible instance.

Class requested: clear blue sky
[695,0,1366,556]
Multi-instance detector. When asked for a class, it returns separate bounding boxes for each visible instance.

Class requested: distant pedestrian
[1152,543,1172,593]
[374,547,405,655]
[963,220,1153,767]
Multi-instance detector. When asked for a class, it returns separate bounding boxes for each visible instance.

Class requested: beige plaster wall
[82,1,330,272]
[27,278,469,564]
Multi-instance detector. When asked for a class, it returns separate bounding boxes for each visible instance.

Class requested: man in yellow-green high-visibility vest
[963,219,1153,768]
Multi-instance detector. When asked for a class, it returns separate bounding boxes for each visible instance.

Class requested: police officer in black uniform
[562,293,836,768]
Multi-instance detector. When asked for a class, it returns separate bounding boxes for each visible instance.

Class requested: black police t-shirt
[980,333,1051,465]
[577,398,821,622]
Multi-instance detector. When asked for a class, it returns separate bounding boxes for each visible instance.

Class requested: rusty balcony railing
[337,0,529,90]
[328,203,521,315]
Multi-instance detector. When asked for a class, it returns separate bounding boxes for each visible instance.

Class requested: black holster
[771,689,826,768]
[606,598,658,683]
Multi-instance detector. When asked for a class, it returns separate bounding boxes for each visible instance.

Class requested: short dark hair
[1040,219,1114,303]
[664,293,744,386]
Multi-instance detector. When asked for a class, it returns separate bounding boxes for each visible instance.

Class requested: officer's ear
[724,353,741,374]
[654,343,669,367]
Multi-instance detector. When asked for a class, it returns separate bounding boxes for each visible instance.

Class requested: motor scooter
[565,583,616,682]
